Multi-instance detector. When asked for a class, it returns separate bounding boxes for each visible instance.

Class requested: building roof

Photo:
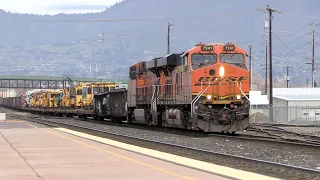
[273,88,320,96]
[273,88,320,101]
[274,94,320,101]
[0,75,128,84]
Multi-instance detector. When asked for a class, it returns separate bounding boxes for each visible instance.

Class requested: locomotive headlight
[219,66,225,77]
[206,95,212,100]
[236,94,241,100]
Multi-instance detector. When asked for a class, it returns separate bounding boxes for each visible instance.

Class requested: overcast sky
[0,0,122,15]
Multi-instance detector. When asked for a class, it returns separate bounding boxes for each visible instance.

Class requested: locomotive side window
[220,54,244,63]
[191,53,217,70]
[87,87,92,94]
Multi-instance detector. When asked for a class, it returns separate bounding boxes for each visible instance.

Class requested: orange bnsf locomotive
[124,42,250,133]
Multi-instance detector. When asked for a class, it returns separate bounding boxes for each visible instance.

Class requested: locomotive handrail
[151,85,157,112]
[236,81,250,102]
[191,82,212,117]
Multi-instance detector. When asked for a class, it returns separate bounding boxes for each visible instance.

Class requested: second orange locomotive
[127,42,250,133]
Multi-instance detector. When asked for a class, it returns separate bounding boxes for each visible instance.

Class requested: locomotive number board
[223,44,235,51]
[201,46,214,51]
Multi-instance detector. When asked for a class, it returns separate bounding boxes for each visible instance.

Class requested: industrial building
[250,88,320,123]
[273,88,320,123]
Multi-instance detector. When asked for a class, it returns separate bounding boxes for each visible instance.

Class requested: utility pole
[167,22,173,54]
[248,45,252,91]
[312,23,315,88]
[283,66,293,88]
[99,33,105,78]
[304,23,319,88]
[263,5,281,122]
[264,20,269,95]
[262,66,269,93]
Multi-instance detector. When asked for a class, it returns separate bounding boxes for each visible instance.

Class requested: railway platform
[0,120,279,180]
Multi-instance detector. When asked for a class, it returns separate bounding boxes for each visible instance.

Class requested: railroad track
[5,108,320,148]
[77,116,320,148]
[7,113,320,180]
[55,115,320,148]
[40,115,320,148]
[245,124,320,146]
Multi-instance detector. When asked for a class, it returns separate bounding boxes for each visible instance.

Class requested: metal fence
[249,105,320,125]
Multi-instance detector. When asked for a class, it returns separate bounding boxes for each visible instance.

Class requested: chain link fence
[249,105,320,125]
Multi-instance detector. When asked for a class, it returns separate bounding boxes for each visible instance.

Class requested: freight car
[1,96,22,110]
[94,88,128,121]
[0,42,251,133]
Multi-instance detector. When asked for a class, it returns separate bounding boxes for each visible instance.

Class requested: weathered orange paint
[131,43,249,104]
[188,43,249,100]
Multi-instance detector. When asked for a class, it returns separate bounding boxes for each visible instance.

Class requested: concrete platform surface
[0,121,231,180]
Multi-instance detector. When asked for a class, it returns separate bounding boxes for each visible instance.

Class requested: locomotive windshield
[220,53,244,64]
[191,53,217,70]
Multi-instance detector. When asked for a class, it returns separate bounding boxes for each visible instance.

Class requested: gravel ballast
[3,109,320,171]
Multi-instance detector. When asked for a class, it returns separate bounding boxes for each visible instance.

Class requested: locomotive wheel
[95,115,104,121]
[127,111,133,124]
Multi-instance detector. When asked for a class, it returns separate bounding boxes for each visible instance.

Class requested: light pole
[99,33,105,78]
[248,45,252,91]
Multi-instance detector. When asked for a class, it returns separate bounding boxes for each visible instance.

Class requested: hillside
[0,0,319,86]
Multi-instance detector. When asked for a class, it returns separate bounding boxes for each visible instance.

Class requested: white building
[250,88,320,123]
[273,88,320,122]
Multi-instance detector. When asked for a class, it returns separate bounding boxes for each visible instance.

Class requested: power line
[273,41,310,52]
[271,33,310,47]
[21,11,258,23]
[273,32,305,59]
[282,11,320,21]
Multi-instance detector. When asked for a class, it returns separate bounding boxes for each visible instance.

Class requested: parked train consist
[1,42,250,133]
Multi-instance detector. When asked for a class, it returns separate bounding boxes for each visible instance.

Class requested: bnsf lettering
[194,76,248,86]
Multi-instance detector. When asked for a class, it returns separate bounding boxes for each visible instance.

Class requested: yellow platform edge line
[54,127,280,180]
[0,120,25,122]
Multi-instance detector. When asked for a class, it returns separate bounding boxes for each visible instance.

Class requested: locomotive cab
[187,43,250,132]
